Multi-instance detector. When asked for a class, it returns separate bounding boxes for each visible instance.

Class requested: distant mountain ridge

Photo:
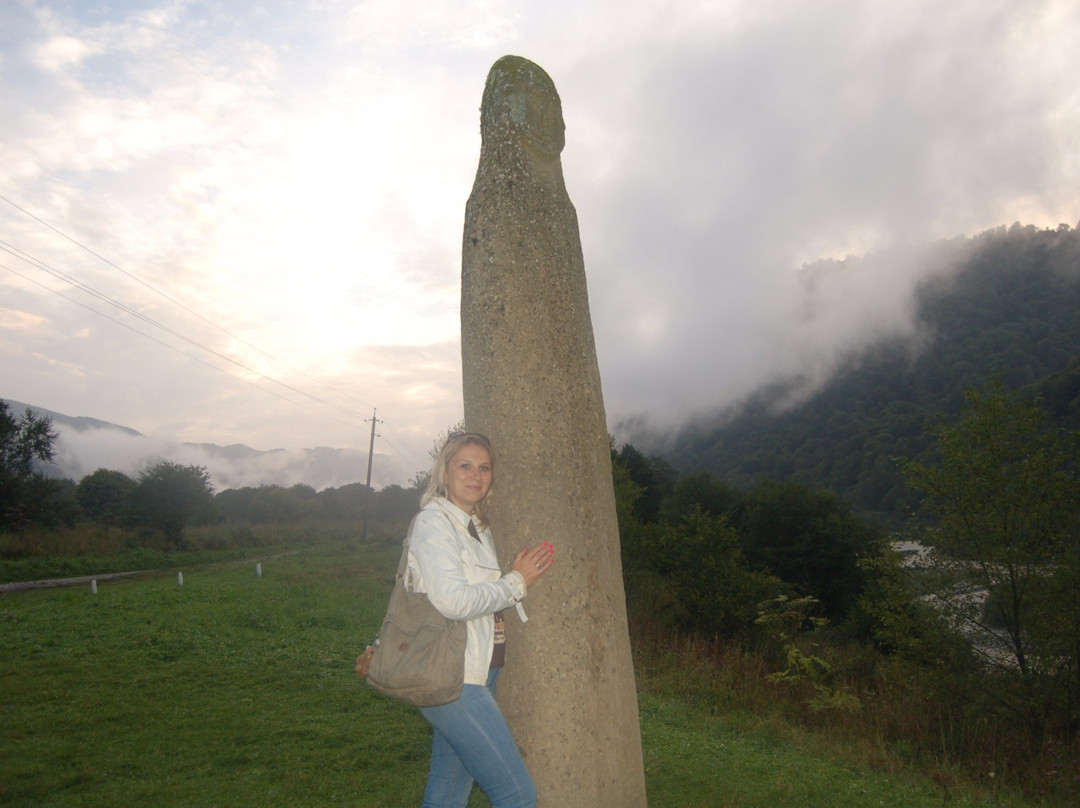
[1,399,389,492]
[660,223,1080,524]
[4,399,143,438]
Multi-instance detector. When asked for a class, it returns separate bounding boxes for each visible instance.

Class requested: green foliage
[735,480,886,624]
[901,379,1080,738]
[75,469,137,527]
[611,421,1080,792]
[215,481,419,528]
[611,449,645,530]
[613,442,881,639]
[365,483,421,520]
[0,400,66,530]
[756,595,862,713]
[626,508,788,638]
[904,379,1075,563]
[128,460,215,547]
[659,470,742,524]
[251,485,319,523]
[616,443,677,523]
[614,449,880,638]
[856,549,976,673]
[614,450,790,638]
[0,400,57,479]
[314,481,373,522]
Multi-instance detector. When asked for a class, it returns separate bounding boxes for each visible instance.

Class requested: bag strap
[397,514,420,591]
[398,503,474,592]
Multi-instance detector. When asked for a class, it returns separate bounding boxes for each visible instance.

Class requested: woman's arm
[410,511,526,621]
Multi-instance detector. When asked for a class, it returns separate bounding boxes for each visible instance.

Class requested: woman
[363,431,554,808]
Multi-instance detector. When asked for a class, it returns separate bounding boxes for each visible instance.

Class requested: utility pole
[360,409,380,542]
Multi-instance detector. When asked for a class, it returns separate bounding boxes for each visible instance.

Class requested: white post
[256,563,262,578]
[177,571,184,586]
[91,579,98,594]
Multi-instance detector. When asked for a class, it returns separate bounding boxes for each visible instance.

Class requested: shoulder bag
[365,516,467,707]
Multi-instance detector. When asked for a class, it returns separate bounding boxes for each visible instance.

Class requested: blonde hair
[421,431,495,527]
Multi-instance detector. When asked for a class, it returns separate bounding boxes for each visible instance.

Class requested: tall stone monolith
[461,55,648,806]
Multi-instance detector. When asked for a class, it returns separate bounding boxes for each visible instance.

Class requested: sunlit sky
[2,0,1078,487]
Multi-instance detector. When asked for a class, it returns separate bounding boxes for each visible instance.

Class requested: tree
[315,482,371,521]
[0,402,57,477]
[129,460,215,546]
[214,486,258,522]
[615,443,677,524]
[659,470,742,525]
[76,469,136,528]
[0,400,61,528]
[901,378,1080,737]
[368,483,420,521]
[248,485,314,524]
[643,507,787,637]
[736,480,885,624]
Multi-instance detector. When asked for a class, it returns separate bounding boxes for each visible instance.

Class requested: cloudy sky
[2,0,1078,488]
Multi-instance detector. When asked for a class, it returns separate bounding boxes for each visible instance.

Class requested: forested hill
[664,222,1080,525]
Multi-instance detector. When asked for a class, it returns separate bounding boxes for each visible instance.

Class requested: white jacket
[407,498,527,686]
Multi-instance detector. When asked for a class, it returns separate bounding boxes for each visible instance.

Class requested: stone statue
[461,55,648,806]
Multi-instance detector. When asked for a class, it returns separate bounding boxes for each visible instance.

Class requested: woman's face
[444,442,493,514]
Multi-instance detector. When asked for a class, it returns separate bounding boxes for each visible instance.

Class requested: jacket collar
[431,496,474,528]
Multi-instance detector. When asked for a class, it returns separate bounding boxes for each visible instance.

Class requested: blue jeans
[418,669,537,808]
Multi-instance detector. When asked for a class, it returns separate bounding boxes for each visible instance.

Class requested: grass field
[0,541,1033,806]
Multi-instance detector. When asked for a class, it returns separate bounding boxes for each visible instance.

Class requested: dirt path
[0,570,157,593]
[0,549,307,594]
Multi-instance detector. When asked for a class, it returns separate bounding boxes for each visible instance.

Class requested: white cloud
[33,34,98,72]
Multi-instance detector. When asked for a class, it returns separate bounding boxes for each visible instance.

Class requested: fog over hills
[653,222,1080,523]
[4,399,413,493]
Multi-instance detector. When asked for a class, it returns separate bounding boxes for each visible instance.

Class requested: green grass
[0,542,1037,806]
[638,694,1014,807]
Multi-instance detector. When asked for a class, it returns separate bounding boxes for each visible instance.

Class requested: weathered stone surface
[461,55,647,806]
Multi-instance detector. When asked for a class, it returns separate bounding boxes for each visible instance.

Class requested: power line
[0,240,375,424]
[6,250,430,477]
[0,260,371,434]
[0,193,378,413]
[380,417,428,471]
[0,194,432,470]
[4,253,431,471]
[6,246,432,473]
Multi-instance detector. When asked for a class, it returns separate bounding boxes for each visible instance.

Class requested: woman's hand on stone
[511,542,554,588]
